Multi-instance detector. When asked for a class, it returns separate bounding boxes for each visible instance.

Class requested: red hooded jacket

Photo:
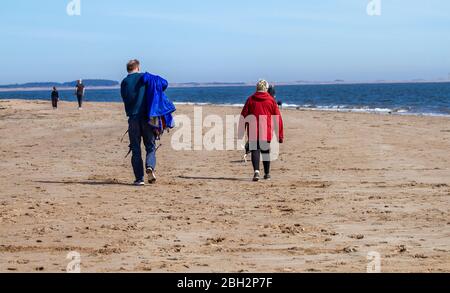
[239,91,284,143]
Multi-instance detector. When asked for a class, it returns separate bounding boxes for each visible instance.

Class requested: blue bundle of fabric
[141,72,176,135]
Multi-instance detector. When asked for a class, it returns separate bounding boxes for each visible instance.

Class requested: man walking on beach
[120,59,158,186]
[75,79,85,110]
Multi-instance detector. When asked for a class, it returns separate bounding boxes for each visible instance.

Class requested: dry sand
[0,99,449,272]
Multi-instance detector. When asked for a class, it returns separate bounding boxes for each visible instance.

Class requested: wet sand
[0,99,449,272]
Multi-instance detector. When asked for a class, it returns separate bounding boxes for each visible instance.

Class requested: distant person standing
[75,79,85,110]
[51,87,59,109]
[268,85,282,109]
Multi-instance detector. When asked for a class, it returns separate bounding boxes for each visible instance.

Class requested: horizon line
[1,79,450,93]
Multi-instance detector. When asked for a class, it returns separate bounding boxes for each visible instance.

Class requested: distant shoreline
[0,86,121,93]
[1,80,449,92]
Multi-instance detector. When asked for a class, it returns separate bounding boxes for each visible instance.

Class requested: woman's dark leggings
[52,98,58,108]
[250,141,271,175]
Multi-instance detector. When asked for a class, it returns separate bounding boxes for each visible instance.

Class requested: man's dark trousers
[128,118,157,181]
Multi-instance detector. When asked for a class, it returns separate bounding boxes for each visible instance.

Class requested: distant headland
[1,78,449,92]
[0,80,119,89]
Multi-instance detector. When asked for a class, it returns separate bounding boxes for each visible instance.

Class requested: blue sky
[0,0,449,84]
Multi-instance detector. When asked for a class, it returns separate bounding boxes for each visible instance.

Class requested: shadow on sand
[34,180,132,186]
[229,160,248,164]
[178,176,250,182]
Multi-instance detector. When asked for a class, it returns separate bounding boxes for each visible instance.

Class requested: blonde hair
[256,79,269,92]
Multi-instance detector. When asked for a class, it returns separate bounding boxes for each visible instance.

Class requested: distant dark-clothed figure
[268,85,282,109]
[75,80,85,110]
[51,87,59,109]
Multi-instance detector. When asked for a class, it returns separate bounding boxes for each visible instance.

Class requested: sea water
[1,82,449,116]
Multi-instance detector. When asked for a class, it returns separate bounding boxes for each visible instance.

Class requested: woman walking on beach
[239,80,284,181]
[51,87,59,109]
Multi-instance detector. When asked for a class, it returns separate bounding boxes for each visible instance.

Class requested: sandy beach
[0,99,449,273]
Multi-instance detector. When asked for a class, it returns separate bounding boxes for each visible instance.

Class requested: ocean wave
[297,105,449,117]
[281,103,397,113]
[173,101,449,117]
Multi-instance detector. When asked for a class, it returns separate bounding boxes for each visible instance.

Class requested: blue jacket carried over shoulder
[141,72,176,134]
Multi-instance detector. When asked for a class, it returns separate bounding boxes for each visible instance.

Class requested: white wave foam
[172,101,449,117]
